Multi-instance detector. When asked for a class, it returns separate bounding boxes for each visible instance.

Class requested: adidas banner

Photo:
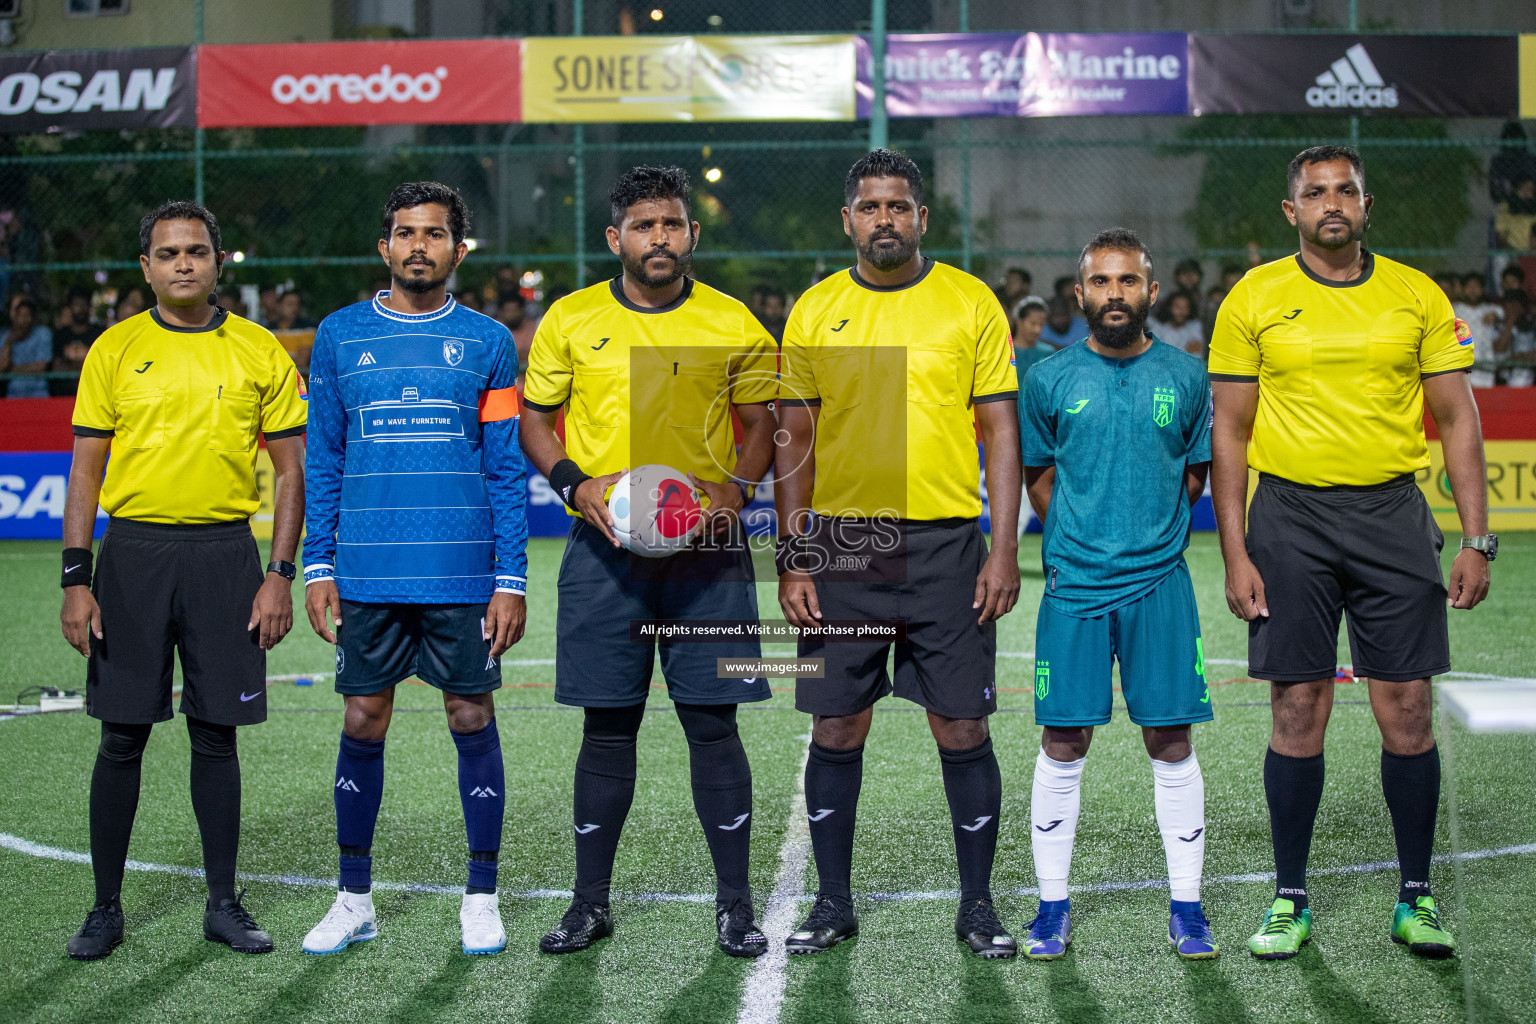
[1189,34,1517,117]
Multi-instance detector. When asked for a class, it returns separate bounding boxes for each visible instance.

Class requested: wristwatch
[266,560,298,580]
[1458,534,1498,562]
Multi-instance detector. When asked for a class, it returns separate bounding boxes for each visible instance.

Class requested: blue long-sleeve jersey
[302,293,528,603]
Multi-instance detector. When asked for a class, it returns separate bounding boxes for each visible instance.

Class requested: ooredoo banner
[197,39,521,128]
[856,33,1188,117]
[1190,34,1517,117]
[0,47,194,133]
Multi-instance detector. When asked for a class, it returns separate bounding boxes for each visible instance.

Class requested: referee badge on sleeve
[1454,318,1472,346]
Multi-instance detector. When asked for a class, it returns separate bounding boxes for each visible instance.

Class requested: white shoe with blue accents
[302,891,378,955]
[460,892,507,955]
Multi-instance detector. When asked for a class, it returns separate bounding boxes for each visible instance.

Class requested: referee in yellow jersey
[1209,147,1490,962]
[776,150,1023,957]
[58,201,307,960]
[520,166,778,957]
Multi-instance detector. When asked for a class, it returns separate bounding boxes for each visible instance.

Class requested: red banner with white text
[197,39,521,128]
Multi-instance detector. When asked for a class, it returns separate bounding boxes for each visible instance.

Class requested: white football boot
[301,891,378,955]
[460,892,507,955]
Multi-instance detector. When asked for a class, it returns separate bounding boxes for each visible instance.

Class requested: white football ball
[607,464,704,557]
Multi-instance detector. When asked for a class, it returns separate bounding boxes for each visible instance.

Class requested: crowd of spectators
[1437,265,1534,388]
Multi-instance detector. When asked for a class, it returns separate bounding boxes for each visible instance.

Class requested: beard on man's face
[392,252,451,294]
[1083,294,1151,350]
[857,225,920,272]
[1302,210,1365,252]
[622,236,694,288]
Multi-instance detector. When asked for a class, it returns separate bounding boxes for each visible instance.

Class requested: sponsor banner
[521,35,855,122]
[197,39,521,128]
[1522,36,1536,120]
[0,453,106,540]
[1189,34,1517,117]
[855,33,1188,117]
[1423,441,1536,534]
[0,47,193,133]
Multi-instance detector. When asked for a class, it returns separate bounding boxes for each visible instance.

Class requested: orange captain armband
[479,387,521,423]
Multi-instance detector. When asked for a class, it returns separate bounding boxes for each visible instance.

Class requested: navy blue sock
[335,733,385,892]
[453,718,505,894]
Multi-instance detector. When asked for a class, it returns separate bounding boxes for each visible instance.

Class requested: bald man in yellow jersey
[1209,146,1490,962]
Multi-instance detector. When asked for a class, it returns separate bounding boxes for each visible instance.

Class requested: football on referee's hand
[608,464,703,557]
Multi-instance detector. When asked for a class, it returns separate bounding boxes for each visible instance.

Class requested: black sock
[804,742,864,902]
[1381,746,1440,905]
[676,703,753,904]
[938,738,1001,903]
[571,704,644,906]
[89,721,152,905]
[187,717,241,906]
[1264,747,1324,911]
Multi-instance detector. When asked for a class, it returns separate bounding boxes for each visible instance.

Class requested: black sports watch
[266,560,298,580]
[1458,534,1497,562]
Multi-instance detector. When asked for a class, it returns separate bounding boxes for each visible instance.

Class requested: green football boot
[1247,898,1312,960]
[1391,896,1456,958]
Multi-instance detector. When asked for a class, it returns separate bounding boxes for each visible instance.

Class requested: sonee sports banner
[0,47,194,132]
[1189,34,1518,117]
[197,39,522,128]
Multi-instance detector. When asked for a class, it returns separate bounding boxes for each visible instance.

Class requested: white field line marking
[737,737,813,1024]
[1,831,1531,904]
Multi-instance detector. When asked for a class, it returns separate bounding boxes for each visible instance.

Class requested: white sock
[1031,749,1084,902]
[1152,752,1206,903]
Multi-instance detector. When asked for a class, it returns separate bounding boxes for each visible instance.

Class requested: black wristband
[62,547,93,589]
[547,458,593,511]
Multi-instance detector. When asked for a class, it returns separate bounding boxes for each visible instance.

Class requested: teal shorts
[1033,562,1212,729]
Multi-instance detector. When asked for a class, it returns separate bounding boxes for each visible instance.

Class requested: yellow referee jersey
[778,259,1017,520]
[1209,252,1473,487]
[72,308,308,523]
[522,277,777,514]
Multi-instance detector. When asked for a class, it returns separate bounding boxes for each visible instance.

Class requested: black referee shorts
[87,518,267,726]
[1246,473,1449,684]
[796,517,997,720]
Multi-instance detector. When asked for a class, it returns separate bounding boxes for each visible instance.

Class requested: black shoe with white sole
[785,895,858,954]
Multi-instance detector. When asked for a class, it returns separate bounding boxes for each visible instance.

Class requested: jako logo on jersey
[960,816,993,832]
[443,339,464,366]
[134,361,153,374]
[1455,317,1473,346]
[1035,819,1064,832]
[807,809,835,822]
[830,319,849,332]
[591,337,610,351]
[357,351,377,366]
[1066,399,1089,414]
[336,778,361,792]
[1283,309,1303,320]
[1178,827,1205,843]
[574,823,601,834]
[718,813,750,831]
[1306,44,1398,109]
[271,65,448,106]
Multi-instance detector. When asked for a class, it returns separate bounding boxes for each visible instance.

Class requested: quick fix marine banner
[0,47,194,133]
[1189,34,1517,117]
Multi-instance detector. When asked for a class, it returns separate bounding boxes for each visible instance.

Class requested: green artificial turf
[0,534,1532,1023]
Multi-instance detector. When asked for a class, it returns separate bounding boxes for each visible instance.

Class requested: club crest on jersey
[1035,660,1050,700]
[443,340,465,366]
[1454,317,1473,346]
[1153,386,1176,428]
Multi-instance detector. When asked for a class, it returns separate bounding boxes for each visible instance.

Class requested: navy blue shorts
[555,518,769,708]
[334,600,501,697]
